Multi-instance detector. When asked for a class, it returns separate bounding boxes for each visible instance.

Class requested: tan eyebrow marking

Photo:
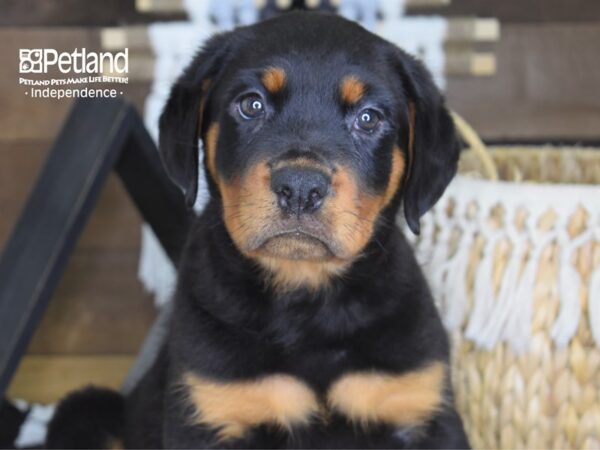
[340,75,365,104]
[262,66,287,94]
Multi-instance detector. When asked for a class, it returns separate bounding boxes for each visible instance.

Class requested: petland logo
[19,48,128,74]
[19,48,129,99]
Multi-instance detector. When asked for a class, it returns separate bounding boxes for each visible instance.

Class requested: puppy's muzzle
[270,167,330,214]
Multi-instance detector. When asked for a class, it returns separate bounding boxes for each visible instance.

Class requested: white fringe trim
[589,229,600,346]
[405,176,600,351]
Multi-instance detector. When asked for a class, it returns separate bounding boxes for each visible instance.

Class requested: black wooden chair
[0,98,191,398]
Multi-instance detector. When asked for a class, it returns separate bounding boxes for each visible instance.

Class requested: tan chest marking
[327,362,446,427]
[184,373,319,441]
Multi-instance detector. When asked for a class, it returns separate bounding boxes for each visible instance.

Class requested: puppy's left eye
[354,109,381,132]
[238,94,265,119]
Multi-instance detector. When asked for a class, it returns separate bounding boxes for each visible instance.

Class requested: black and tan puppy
[48,11,469,449]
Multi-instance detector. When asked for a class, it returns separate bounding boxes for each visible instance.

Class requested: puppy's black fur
[49,12,469,449]
[46,387,124,449]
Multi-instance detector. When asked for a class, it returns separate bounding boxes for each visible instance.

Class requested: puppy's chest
[183,342,446,443]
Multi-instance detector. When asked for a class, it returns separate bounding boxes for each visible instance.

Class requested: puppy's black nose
[271,167,330,214]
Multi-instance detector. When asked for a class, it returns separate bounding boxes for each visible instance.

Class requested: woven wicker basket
[404,115,600,449]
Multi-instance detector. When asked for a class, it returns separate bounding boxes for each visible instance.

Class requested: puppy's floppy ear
[395,51,460,234]
[159,32,233,207]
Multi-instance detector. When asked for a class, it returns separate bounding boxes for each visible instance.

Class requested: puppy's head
[160,13,459,290]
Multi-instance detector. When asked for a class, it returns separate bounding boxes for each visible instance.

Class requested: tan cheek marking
[331,168,373,256]
[220,162,274,253]
[185,373,319,441]
[340,75,365,104]
[323,167,379,258]
[327,362,446,427]
[204,122,219,182]
[324,148,405,260]
[262,67,287,94]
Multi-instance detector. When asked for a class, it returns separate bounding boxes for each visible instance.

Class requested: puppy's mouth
[251,230,335,261]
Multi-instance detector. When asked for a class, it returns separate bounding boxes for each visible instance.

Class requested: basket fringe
[404,175,600,351]
[589,248,600,346]
[406,141,600,448]
[481,222,524,349]
[551,221,590,348]
[427,200,454,316]
[465,232,501,346]
[438,201,475,330]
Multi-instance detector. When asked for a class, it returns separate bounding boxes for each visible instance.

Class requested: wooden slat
[136,0,184,13]
[0,167,142,251]
[0,142,47,250]
[406,0,451,7]
[0,0,185,26]
[25,249,156,355]
[101,26,150,51]
[407,0,600,22]
[0,143,143,251]
[446,23,600,140]
[445,50,496,76]
[446,18,500,42]
[7,355,135,403]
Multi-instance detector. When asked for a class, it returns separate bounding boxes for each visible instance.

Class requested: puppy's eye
[238,94,265,119]
[355,109,381,132]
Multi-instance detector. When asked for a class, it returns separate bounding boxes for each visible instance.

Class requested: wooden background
[1,26,157,402]
[2,0,600,403]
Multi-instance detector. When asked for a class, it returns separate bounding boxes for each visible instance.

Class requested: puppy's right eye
[238,94,265,119]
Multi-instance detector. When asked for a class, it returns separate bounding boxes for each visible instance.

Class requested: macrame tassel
[428,245,451,310]
[502,238,536,352]
[208,0,236,30]
[465,233,501,346]
[426,200,454,302]
[441,247,470,330]
[589,261,600,346]
[507,209,552,352]
[501,211,544,351]
[414,208,436,263]
[509,235,554,352]
[183,0,213,24]
[551,258,582,348]
[479,234,524,349]
[138,224,177,307]
[550,228,588,348]
[238,0,259,25]
[509,250,536,351]
[441,222,476,331]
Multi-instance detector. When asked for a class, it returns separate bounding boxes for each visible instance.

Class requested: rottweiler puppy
[48,11,469,450]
